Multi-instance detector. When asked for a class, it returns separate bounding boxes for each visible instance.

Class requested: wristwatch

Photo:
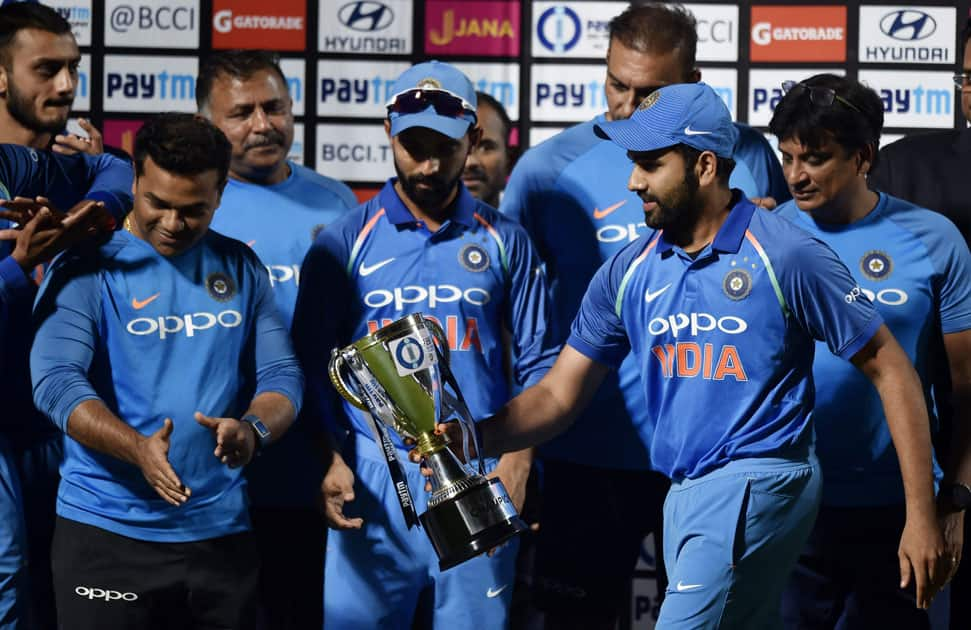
[938,482,971,512]
[241,414,271,453]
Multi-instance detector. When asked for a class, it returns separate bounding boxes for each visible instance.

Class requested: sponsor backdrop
[54,0,969,199]
[51,1,970,623]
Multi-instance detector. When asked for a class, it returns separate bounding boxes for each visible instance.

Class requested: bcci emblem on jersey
[861,251,893,281]
[459,243,490,272]
[723,269,752,300]
[206,272,237,302]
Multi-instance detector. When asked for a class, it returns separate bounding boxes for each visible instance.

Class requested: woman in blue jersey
[769,73,971,630]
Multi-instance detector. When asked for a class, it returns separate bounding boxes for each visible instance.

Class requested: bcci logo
[417,77,442,90]
[638,91,660,111]
[723,269,752,300]
[459,243,490,273]
[206,272,236,302]
[395,337,424,370]
[861,251,892,281]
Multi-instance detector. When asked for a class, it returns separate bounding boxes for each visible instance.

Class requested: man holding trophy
[291,61,556,629]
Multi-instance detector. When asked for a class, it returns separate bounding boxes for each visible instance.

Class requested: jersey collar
[379,179,477,229]
[657,190,755,256]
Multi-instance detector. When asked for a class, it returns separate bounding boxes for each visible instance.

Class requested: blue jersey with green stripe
[293,179,556,447]
[568,195,882,480]
[501,116,787,470]
[777,194,971,506]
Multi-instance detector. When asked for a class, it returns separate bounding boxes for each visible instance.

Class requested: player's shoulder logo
[723,269,752,301]
[459,243,490,273]
[311,224,326,241]
[637,91,661,111]
[206,272,236,302]
[860,250,892,281]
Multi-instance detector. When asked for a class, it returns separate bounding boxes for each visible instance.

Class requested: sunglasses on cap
[386,88,476,120]
[781,80,863,114]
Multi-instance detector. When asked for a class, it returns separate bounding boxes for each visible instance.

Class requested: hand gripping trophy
[329,313,527,570]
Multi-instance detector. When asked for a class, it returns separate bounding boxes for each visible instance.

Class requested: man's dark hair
[0,3,72,66]
[608,3,697,80]
[196,50,288,111]
[134,113,232,186]
[768,74,884,170]
[475,91,512,146]
[677,144,735,187]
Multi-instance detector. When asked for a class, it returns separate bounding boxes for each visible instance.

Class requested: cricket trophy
[328,313,527,570]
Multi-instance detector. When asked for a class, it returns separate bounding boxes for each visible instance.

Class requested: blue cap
[594,83,738,158]
[387,60,477,139]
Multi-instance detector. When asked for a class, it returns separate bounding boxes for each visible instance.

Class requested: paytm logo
[46,0,93,45]
[279,59,305,116]
[318,60,409,118]
[452,62,520,119]
[103,55,198,113]
[73,54,91,111]
[859,69,953,128]
[748,68,841,126]
[531,64,607,122]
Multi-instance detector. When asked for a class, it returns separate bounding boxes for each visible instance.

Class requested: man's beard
[641,166,703,234]
[5,77,70,135]
[395,162,460,211]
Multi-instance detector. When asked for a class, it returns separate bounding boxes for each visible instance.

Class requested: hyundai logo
[338,1,393,32]
[880,10,936,42]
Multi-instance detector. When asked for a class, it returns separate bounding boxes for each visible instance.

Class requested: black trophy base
[420,477,528,571]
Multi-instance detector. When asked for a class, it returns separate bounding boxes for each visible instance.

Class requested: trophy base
[420,477,528,571]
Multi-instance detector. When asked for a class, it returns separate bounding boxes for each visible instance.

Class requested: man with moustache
[0,2,102,154]
[497,4,786,625]
[463,91,516,208]
[432,81,949,629]
[197,49,355,630]
[292,60,555,629]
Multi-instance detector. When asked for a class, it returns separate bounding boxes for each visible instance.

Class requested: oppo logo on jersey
[267,264,300,287]
[844,285,909,306]
[597,221,650,244]
[648,313,748,338]
[364,285,491,312]
[126,310,243,339]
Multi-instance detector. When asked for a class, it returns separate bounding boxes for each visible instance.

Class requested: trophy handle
[421,316,450,365]
[328,349,368,410]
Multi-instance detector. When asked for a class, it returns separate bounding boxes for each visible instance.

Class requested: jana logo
[339,1,394,32]
[880,10,936,42]
[537,6,581,53]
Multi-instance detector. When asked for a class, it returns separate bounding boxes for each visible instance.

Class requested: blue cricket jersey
[500,116,787,470]
[0,146,133,446]
[208,162,356,509]
[31,230,303,542]
[777,194,971,506]
[209,162,357,329]
[293,179,556,450]
[568,195,882,480]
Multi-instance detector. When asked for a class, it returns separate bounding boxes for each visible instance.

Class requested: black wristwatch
[242,414,271,454]
[938,482,971,512]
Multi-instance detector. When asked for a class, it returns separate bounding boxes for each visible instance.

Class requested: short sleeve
[566,247,634,367]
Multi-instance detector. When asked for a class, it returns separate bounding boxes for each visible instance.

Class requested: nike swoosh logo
[592,200,627,220]
[644,284,672,303]
[359,257,395,277]
[676,581,703,592]
[684,126,712,136]
[131,293,160,310]
[486,585,508,598]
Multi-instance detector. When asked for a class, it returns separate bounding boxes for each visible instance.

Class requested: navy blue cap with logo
[386,60,478,139]
[594,82,738,159]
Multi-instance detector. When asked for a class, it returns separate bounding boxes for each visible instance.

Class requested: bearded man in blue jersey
[499,4,788,626]
[767,74,971,630]
[292,60,556,629]
[30,113,303,630]
[197,49,356,630]
[430,82,950,629]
